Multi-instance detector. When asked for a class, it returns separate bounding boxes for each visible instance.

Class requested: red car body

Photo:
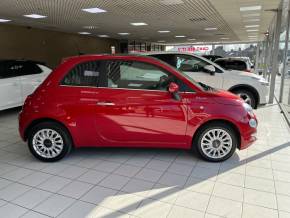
[19,55,256,151]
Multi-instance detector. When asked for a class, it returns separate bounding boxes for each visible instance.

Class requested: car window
[216,60,247,71]
[175,55,209,73]
[103,60,194,92]
[0,61,24,79]
[61,61,105,87]
[19,62,42,75]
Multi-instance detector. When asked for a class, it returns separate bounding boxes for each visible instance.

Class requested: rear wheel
[232,89,256,108]
[193,123,237,162]
[27,122,72,162]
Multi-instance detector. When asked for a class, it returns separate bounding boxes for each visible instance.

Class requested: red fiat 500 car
[19,54,257,162]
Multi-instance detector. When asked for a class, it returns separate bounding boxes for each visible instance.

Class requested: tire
[193,122,237,162]
[27,121,72,162]
[232,89,256,108]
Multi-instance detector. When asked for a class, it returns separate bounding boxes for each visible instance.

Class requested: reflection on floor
[0,104,290,218]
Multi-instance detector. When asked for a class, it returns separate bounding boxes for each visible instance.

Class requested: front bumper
[257,84,269,105]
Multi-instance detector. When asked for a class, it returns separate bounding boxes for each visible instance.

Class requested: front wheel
[232,89,256,108]
[27,122,72,162]
[193,123,237,162]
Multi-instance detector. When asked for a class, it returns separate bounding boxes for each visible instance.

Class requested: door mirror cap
[204,65,215,75]
[168,82,179,93]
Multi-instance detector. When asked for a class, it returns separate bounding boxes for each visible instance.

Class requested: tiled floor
[0,104,290,218]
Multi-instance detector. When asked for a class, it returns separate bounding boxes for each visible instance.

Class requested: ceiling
[0,0,282,44]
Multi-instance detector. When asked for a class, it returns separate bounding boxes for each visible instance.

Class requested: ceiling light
[242,13,260,17]
[24,14,47,19]
[78,32,91,35]
[0,18,11,22]
[160,0,184,5]
[158,30,170,33]
[205,27,217,31]
[83,26,98,29]
[244,18,260,22]
[82,7,106,14]
[175,35,186,38]
[98,35,109,37]
[118,33,130,35]
[157,40,166,43]
[240,5,262,11]
[188,38,196,41]
[220,37,230,40]
[130,22,148,26]
[245,25,260,28]
[246,29,259,32]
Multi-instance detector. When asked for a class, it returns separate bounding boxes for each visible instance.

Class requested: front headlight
[243,102,254,117]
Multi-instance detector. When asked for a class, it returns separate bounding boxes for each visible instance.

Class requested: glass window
[0,61,23,79]
[104,60,194,92]
[20,62,42,75]
[61,61,104,87]
[216,60,247,71]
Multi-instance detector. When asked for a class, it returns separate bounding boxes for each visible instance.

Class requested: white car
[144,52,268,108]
[0,60,51,111]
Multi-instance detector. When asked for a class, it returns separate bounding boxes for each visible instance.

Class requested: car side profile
[19,54,257,162]
[0,60,52,111]
[145,52,268,108]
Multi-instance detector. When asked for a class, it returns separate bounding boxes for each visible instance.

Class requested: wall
[0,24,119,68]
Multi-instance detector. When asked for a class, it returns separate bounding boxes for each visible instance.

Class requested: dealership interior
[2,0,290,218]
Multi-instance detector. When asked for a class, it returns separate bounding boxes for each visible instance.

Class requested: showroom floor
[0,104,290,218]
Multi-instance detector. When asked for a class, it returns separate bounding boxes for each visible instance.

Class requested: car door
[19,62,49,103]
[94,59,189,148]
[174,54,224,89]
[0,61,22,110]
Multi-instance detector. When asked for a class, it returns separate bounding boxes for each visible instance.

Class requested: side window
[101,60,193,92]
[104,60,170,91]
[0,61,23,79]
[61,61,104,87]
[175,55,208,72]
[226,61,247,71]
[20,62,42,76]
[150,54,177,67]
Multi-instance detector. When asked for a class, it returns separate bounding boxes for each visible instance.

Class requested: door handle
[96,102,115,106]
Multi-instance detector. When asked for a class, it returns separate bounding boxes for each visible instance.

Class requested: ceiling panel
[0,0,281,44]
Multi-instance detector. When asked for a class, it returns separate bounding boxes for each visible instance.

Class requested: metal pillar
[269,9,283,104]
[279,10,290,102]
[254,42,260,72]
[262,36,270,79]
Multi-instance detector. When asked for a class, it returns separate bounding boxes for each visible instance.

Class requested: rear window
[61,61,105,87]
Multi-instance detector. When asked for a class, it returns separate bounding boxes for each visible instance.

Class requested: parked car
[202,55,223,62]
[214,57,254,73]
[19,54,257,162]
[144,52,268,108]
[0,60,52,111]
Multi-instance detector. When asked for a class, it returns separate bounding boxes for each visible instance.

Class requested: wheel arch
[228,84,259,108]
[24,118,74,146]
[192,119,241,149]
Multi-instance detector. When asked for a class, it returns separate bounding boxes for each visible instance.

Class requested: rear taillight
[245,69,251,73]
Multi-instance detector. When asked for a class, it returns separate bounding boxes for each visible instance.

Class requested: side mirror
[168,82,181,101]
[204,65,215,75]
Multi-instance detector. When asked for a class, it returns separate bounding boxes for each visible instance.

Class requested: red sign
[177,46,209,52]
